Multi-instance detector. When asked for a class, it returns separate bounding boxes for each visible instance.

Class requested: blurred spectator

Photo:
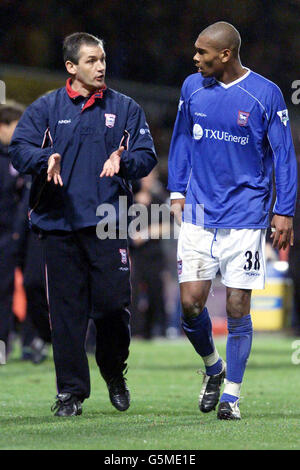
[0,101,25,351]
[0,101,50,362]
[16,180,51,362]
[130,168,169,339]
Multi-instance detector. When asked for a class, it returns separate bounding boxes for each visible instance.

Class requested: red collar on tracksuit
[66,78,107,112]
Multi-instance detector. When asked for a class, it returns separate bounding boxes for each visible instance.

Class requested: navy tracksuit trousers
[43,227,131,401]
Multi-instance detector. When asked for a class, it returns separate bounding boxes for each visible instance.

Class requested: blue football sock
[220,393,239,404]
[220,314,253,403]
[182,308,222,375]
[205,358,223,376]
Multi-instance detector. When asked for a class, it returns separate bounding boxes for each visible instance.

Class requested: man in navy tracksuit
[10,32,157,416]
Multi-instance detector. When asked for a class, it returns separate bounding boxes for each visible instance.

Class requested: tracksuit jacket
[9,79,157,231]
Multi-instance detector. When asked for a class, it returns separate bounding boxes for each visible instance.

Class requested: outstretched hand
[100,146,125,178]
[47,153,63,186]
[270,214,294,250]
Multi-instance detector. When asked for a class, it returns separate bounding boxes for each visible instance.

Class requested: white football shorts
[177,222,266,290]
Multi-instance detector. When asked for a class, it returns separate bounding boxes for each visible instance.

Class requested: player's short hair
[200,22,241,58]
[63,32,104,64]
[0,101,24,124]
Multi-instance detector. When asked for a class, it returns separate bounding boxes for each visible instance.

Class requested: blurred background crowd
[0,0,299,362]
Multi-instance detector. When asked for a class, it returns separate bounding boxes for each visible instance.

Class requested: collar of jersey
[66,78,107,111]
[216,68,251,89]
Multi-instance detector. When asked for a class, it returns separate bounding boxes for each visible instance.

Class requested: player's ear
[220,49,231,63]
[65,60,77,75]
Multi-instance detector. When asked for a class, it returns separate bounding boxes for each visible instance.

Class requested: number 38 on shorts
[177,222,266,290]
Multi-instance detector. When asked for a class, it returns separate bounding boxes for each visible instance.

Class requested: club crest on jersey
[119,249,127,265]
[177,259,182,275]
[277,109,289,127]
[237,110,250,126]
[105,113,116,128]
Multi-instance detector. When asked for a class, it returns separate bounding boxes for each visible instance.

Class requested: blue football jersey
[168,69,297,228]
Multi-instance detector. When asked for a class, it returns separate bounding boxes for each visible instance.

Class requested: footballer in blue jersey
[168,22,297,420]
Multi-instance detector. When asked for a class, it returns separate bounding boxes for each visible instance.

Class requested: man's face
[193,35,225,79]
[0,120,18,145]
[70,44,106,90]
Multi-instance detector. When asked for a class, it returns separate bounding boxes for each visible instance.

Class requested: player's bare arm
[170,198,185,225]
[47,153,63,186]
[270,214,294,250]
[100,145,125,178]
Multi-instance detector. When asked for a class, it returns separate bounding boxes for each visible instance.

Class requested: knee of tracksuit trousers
[94,309,131,382]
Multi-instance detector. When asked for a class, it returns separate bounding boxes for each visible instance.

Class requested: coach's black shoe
[107,374,130,412]
[51,393,82,417]
[217,400,241,420]
[198,360,226,413]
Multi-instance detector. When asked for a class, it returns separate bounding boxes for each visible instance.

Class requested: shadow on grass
[251,348,293,356]
[133,363,200,371]
[247,362,297,370]
[244,412,300,420]
[2,409,299,430]
[6,357,53,366]
[0,411,203,427]
[132,361,296,371]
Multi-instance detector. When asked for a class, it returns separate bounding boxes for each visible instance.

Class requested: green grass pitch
[0,334,300,450]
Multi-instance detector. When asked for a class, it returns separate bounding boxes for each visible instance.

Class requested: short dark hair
[0,102,24,124]
[63,32,104,64]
